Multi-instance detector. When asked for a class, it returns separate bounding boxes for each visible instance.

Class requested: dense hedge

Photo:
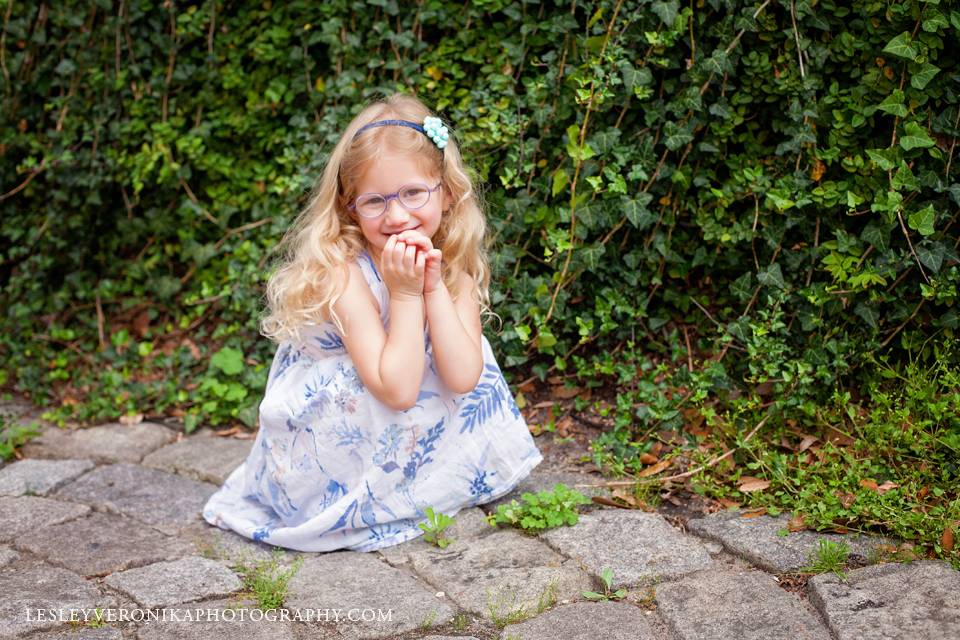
[1,0,958,430]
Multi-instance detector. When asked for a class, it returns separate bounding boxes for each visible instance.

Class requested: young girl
[202,93,543,552]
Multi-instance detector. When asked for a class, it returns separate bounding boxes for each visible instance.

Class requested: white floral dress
[202,250,543,552]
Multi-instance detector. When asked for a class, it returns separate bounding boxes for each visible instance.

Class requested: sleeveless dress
[201,250,543,552]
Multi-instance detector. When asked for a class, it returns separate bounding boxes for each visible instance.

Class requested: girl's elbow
[381,389,419,411]
[449,361,483,394]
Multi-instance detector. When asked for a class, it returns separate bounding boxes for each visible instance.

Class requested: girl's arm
[333,242,426,410]
[424,269,484,394]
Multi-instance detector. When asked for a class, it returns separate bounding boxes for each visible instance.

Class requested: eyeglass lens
[355,183,431,217]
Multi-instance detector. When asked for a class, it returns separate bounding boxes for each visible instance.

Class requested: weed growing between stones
[486,578,558,628]
[417,608,439,629]
[230,548,304,610]
[801,539,850,581]
[0,416,41,461]
[451,611,470,631]
[582,567,627,602]
[418,506,455,548]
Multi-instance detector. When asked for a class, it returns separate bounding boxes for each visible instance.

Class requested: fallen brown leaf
[860,479,879,491]
[942,524,955,552]
[876,481,899,494]
[638,459,671,477]
[531,400,556,409]
[740,508,767,518]
[553,386,581,400]
[119,413,143,426]
[639,453,658,465]
[797,434,818,453]
[788,514,806,532]
[738,476,770,492]
[214,427,241,437]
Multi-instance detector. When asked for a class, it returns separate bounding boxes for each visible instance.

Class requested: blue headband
[353,117,449,150]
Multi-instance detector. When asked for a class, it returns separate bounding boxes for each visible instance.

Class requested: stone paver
[0,458,95,496]
[286,551,455,639]
[135,597,296,640]
[384,528,591,623]
[500,601,657,639]
[0,546,18,568]
[378,507,494,566]
[15,511,192,578]
[31,628,124,639]
[0,495,90,542]
[542,510,712,587]
[687,509,888,573]
[21,421,177,463]
[807,560,960,639]
[104,556,242,608]
[0,559,116,637]
[656,568,830,639]
[54,463,218,534]
[141,428,252,484]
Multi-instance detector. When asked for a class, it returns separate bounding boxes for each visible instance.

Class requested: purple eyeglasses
[348,182,442,219]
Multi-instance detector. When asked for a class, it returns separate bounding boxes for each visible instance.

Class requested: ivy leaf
[757,263,786,290]
[552,168,569,197]
[865,148,897,171]
[854,302,879,330]
[910,62,940,90]
[882,31,918,62]
[651,0,679,25]
[875,90,907,117]
[899,122,935,151]
[730,272,753,302]
[891,161,919,191]
[916,242,946,274]
[907,204,935,236]
[861,222,891,253]
[663,121,694,151]
[619,62,652,92]
[922,9,949,33]
[211,347,245,376]
[621,194,655,229]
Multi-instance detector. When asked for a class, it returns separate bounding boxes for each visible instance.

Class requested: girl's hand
[381,235,425,299]
[423,249,443,294]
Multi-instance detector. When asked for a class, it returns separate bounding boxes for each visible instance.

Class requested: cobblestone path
[1,401,957,639]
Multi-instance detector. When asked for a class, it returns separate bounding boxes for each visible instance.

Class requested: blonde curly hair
[260,93,491,344]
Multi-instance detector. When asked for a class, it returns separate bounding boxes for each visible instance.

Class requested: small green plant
[0,418,41,462]
[230,549,304,610]
[582,567,627,601]
[451,611,470,631]
[418,608,439,629]
[418,506,455,548]
[801,539,850,581]
[88,607,106,628]
[486,579,558,628]
[486,483,591,533]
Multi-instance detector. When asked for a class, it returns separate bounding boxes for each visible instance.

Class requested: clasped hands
[380,230,442,300]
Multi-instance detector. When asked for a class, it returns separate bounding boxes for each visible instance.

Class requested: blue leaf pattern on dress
[315,330,345,351]
[458,364,507,433]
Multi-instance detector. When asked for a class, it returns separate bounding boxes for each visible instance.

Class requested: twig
[95,293,106,351]
[790,0,805,79]
[896,209,930,284]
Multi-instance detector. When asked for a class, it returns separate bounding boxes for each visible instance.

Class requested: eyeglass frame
[347,181,443,219]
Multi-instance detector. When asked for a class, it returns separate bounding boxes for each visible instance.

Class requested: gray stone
[181,520,302,570]
[687,509,889,573]
[54,463,218,534]
[21,422,176,464]
[500,601,656,639]
[15,511,192,578]
[0,559,116,638]
[104,556,242,608]
[656,568,830,640]
[0,546,17,568]
[141,429,253,485]
[482,470,607,512]
[31,628,123,639]
[385,529,591,623]
[285,551,455,639]
[135,597,297,640]
[0,458,95,496]
[807,560,960,639]
[542,511,712,588]
[422,637,480,640]
[0,495,89,542]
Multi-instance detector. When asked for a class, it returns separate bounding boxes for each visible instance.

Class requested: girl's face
[348,152,449,256]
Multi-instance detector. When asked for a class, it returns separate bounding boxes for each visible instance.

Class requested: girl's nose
[383,198,409,225]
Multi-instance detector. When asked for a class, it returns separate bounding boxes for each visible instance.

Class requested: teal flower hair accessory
[422,116,449,150]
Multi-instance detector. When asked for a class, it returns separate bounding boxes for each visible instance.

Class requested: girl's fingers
[404,243,418,270]
[415,248,426,276]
